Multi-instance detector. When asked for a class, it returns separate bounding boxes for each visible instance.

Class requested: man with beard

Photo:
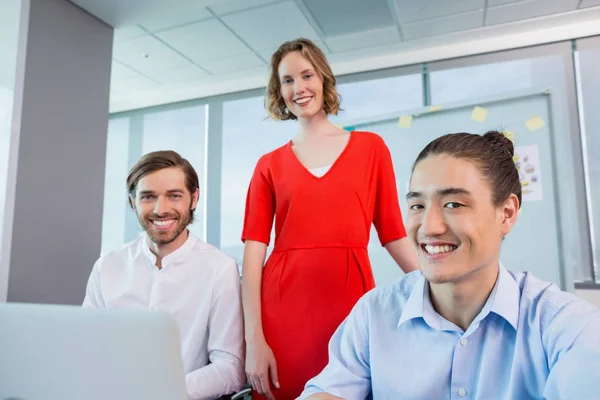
[83,150,246,400]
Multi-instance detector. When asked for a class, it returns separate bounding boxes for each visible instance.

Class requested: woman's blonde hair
[265,38,341,121]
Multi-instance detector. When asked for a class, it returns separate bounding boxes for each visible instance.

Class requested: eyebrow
[138,189,185,196]
[280,69,315,79]
[406,187,472,200]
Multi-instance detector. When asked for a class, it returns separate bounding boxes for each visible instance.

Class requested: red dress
[242,131,407,399]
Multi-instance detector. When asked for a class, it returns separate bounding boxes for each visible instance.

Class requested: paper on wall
[514,144,543,202]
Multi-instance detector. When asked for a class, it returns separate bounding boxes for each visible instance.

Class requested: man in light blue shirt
[300,131,600,400]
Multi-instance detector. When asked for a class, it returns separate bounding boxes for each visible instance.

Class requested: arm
[372,137,416,273]
[185,261,246,400]
[241,155,278,399]
[298,298,371,400]
[543,302,600,400]
[242,241,279,400]
[82,259,105,308]
[384,238,418,273]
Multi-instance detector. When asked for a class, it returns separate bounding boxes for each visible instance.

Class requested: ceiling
[67,0,600,112]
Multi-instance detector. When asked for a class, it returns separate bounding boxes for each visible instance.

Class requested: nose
[153,196,170,215]
[294,80,306,95]
[420,206,447,238]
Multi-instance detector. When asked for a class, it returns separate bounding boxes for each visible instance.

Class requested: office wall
[2,0,113,304]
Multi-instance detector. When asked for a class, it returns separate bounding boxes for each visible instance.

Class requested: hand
[246,337,279,400]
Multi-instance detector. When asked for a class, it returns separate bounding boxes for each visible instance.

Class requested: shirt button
[458,388,467,397]
[460,338,468,346]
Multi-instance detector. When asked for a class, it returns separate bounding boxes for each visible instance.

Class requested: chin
[420,264,460,285]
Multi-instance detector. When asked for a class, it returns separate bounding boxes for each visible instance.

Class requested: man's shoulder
[514,270,599,331]
[360,271,422,312]
[189,238,239,275]
[95,237,144,269]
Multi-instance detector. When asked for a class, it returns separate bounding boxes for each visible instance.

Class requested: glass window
[101,105,207,253]
[220,95,293,266]
[141,106,207,241]
[332,73,424,123]
[576,37,600,282]
[101,118,130,254]
[430,60,533,105]
[430,48,590,283]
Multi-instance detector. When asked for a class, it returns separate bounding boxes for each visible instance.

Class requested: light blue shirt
[299,266,600,400]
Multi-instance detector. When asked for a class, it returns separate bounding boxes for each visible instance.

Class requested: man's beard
[137,208,192,245]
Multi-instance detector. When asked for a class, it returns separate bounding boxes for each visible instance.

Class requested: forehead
[409,155,488,196]
[136,167,186,192]
[278,51,314,76]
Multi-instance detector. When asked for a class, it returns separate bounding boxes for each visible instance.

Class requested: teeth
[153,220,175,226]
[424,244,456,254]
[295,97,311,104]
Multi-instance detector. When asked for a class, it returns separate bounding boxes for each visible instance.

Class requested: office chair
[230,385,252,399]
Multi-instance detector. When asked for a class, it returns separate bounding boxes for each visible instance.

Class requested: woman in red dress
[241,38,418,400]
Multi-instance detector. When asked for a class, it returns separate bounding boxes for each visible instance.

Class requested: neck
[428,263,499,331]
[146,229,189,269]
[297,110,333,137]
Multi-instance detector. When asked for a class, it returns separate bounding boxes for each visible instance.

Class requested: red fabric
[242,131,407,399]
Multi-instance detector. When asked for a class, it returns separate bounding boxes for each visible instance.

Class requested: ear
[500,193,519,236]
[190,189,199,211]
[128,194,135,209]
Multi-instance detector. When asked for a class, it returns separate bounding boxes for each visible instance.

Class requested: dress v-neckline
[287,131,355,181]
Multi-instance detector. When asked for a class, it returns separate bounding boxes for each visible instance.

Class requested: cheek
[405,216,420,239]
[136,204,151,218]
[280,86,293,102]
[175,201,192,214]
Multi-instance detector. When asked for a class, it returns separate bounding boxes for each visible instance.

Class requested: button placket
[450,332,475,399]
[149,269,162,311]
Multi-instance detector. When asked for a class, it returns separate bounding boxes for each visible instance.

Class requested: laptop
[0,302,187,400]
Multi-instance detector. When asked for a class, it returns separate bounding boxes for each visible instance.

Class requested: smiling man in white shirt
[83,150,245,400]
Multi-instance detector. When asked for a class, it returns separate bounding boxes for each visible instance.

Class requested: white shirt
[309,164,332,177]
[83,232,246,400]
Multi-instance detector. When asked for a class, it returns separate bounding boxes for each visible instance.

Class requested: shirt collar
[140,230,197,268]
[397,264,520,332]
[487,263,520,331]
[397,274,426,328]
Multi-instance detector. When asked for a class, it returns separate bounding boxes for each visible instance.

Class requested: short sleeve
[372,137,407,246]
[241,154,276,246]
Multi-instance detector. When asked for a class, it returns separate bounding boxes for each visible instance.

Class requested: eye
[282,78,292,84]
[140,195,154,200]
[409,204,424,210]
[444,202,463,209]
[169,194,182,199]
[304,74,312,79]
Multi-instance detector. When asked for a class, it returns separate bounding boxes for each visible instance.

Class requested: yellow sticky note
[525,116,545,132]
[398,115,412,128]
[471,106,488,122]
[429,105,443,112]
[503,130,514,143]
